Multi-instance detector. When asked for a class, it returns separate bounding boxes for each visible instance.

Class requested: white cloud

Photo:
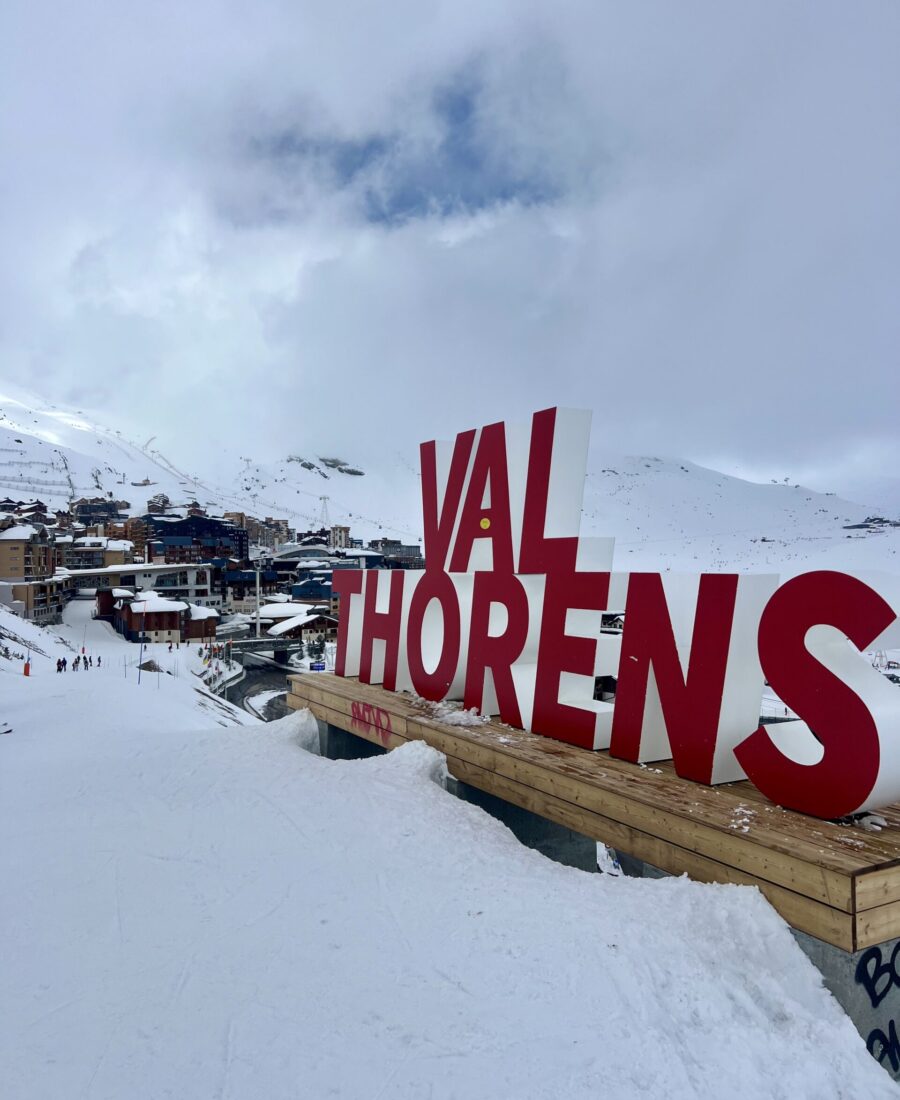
[0,1,897,494]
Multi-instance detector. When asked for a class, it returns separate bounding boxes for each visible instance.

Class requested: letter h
[359,571,405,691]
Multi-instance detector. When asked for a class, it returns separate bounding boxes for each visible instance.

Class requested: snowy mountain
[1,385,898,574]
[0,386,423,543]
[581,453,900,575]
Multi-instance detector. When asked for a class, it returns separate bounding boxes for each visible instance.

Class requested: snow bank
[0,679,893,1099]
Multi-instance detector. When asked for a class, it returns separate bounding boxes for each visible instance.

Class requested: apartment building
[0,524,68,623]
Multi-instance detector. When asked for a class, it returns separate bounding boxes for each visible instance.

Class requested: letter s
[735,571,895,818]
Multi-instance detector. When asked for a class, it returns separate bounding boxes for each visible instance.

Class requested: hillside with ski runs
[1,387,898,574]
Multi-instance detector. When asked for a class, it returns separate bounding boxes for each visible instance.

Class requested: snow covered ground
[1,609,896,1097]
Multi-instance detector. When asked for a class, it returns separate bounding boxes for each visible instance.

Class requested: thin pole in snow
[255,565,261,639]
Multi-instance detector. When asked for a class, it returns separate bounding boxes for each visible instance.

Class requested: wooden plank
[856,898,900,951]
[855,865,900,912]
[323,701,408,751]
[288,695,408,752]
[293,680,411,735]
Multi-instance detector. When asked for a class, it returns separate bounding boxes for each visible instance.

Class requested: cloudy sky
[1,2,898,501]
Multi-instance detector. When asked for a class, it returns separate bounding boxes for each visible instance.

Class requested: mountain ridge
[0,386,897,575]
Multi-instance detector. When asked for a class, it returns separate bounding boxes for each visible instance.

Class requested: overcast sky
[1,2,898,501]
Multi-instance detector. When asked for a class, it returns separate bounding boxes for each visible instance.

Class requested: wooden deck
[287,673,900,952]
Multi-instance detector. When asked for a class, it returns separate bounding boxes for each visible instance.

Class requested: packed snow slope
[0,601,256,728]
[2,383,899,571]
[1,650,896,1097]
[582,453,900,574]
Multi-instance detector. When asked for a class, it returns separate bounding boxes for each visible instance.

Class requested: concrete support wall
[793,930,900,1079]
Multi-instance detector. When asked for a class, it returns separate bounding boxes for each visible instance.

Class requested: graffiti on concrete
[856,944,900,1072]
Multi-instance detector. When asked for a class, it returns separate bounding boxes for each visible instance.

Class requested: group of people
[55,654,100,672]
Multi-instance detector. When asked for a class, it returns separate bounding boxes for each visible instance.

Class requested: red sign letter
[420,429,476,571]
[464,571,529,726]
[359,570,405,691]
[734,571,894,818]
[531,570,610,749]
[333,569,364,676]
[406,572,462,701]
[610,573,739,784]
[448,421,515,574]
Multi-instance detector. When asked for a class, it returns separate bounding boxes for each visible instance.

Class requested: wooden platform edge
[286,683,863,950]
[288,676,858,908]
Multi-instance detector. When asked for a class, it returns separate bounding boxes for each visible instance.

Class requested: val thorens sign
[333,408,900,820]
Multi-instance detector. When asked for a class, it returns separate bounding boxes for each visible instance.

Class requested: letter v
[420,428,476,571]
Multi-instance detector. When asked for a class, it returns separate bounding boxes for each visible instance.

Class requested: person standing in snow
[97,655,101,668]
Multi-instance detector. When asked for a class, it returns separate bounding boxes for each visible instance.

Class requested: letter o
[406,571,461,701]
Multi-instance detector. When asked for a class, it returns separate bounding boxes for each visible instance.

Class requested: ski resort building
[142,513,249,561]
[110,592,219,643]
[67,562,221,608]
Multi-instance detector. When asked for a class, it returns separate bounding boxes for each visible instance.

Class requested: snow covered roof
[189,605,219,620]
[0,524,37,540]
[56,562,207,577]
[257,603,318,620]
[111,587,134,598]
[266,612,321,636]
[130,598,189,614]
